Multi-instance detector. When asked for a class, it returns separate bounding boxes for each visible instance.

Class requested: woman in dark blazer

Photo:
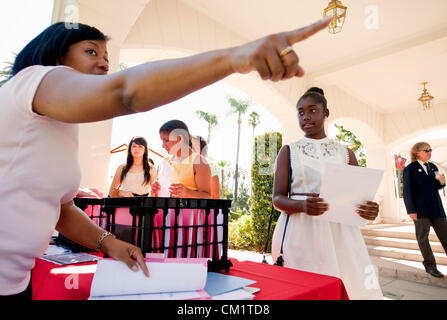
[403,142,447,278]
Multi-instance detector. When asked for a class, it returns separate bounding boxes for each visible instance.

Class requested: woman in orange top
[152,120,211,199]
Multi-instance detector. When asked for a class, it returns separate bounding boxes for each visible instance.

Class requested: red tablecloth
[32,257,348,300]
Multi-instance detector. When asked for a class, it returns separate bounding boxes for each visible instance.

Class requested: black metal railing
[56,196,233,272]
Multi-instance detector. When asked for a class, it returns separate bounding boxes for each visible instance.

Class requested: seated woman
[192,135,220,199]
[109,136,157,197]
[152,120,211,199]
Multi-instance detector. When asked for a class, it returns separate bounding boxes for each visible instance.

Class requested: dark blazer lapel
[414,162,431,180]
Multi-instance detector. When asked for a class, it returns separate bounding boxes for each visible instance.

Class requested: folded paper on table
[89,259,208,300]
[316,162,384,227]
[212,288,254,300]
[204,272,256,297]
[90,290,209,300]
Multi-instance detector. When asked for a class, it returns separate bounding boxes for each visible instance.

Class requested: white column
[365,144,394,224]
[380,147,407,223]
[78,42,121,194]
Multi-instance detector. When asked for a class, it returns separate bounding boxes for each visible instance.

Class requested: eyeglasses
[423,149,433,153]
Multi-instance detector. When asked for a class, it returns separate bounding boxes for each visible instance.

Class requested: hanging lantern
[418,82,434,111]
[323,0,347,34]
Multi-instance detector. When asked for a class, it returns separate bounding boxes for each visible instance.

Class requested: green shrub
[228,211,256,250]
[249,131,282,252]
[228,132,282,252]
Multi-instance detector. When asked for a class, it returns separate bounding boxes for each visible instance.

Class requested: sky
[0,0,54,69]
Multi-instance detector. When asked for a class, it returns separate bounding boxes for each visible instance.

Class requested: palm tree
[248,111,260,137]
[227,96,251,202]
[0,59,14,87]
[216,160,230,198]
[195,110,218,143]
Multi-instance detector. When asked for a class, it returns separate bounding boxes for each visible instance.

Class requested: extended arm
[33,17,331,123]
[108,165,124,197]
[272,145,301,213]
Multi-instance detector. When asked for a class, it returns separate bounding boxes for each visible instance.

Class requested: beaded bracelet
[96,231,115,251]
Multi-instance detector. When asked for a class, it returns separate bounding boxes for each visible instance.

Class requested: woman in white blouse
[109,136,157,197]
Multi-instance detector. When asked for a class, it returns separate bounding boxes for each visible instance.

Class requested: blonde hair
[410,142,430,162]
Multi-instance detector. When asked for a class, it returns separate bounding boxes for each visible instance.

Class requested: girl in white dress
[271,87,383,300]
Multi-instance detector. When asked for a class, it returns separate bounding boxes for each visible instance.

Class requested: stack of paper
[89,258,259,300]
[89,259,210,300]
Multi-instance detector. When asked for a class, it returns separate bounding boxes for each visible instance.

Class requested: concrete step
[361,228,440,242]
[367,245,447,266]
[363,225,447,290]
[364,235,445,254]
[371,256,447,290]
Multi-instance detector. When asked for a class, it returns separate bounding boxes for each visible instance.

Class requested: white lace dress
[271,137,383,300]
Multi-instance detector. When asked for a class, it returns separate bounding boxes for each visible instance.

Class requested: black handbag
[262,145,292,266]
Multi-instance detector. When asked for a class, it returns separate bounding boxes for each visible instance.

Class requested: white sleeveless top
[119,165,157,195]
[119,171,150,195]
[271,137,383,300]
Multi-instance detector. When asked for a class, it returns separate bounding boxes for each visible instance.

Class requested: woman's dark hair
[297,87,327,109]
[120,136,151,187]
[193,135,208,157]
[159,120,192,148]
[11,22,109,76]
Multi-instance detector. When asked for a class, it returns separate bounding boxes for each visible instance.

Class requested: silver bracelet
[97,231,115,251]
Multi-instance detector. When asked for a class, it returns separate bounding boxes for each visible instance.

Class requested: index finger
[286,16,332,45]
[137,255,150,277]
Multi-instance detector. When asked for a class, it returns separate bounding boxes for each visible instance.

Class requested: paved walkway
[227,248,447,300]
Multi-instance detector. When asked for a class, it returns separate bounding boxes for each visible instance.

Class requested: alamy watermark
[64,273,79,290]
[364,264,380,290]
[364,5,379,30]
[64,3,79,29]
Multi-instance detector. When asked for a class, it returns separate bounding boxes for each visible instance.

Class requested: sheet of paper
[158,158,174,197]
[89,260,207,298]
[316,162,384,227]
[212,288,254,300]
[89,289,208,300]
[204,272,256,297]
